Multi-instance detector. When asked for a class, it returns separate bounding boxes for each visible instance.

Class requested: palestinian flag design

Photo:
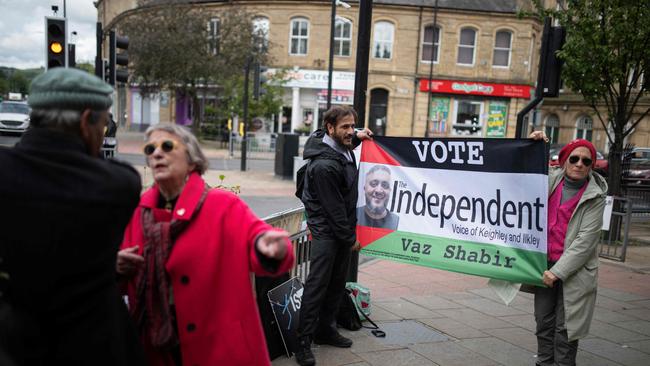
[356,137,548,286]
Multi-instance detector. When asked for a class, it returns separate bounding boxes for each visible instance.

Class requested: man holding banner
[295,106,371,366]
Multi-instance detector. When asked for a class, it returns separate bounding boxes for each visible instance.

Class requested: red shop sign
[419,79,532,99]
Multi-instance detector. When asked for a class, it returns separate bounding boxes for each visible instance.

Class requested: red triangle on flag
[356,225,395,248]
[360,141,401,166]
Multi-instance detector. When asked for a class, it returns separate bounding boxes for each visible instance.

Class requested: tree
[533,0,650,196]
[120,0,272,132]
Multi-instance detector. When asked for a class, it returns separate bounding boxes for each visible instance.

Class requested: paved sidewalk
[273,257,650,366]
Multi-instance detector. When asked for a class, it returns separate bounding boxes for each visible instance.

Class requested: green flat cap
[28,67,114,110]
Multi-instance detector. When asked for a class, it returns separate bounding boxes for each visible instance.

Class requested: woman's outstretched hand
[256,230,290,260]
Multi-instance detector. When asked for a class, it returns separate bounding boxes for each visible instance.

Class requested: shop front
[420,79,532,138]
[270,68,355,134]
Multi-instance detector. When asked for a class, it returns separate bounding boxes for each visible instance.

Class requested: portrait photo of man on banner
[356,136,549,286]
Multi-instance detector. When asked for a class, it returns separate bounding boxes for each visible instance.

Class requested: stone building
[96,0,648,149]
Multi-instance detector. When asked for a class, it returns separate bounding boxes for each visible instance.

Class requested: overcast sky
[0,0,97,69]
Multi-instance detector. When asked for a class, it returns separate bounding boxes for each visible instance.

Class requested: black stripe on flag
[370,137,548,174]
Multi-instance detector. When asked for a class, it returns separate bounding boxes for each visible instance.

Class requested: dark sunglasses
[568,155,592,166]
[143,140,177,156]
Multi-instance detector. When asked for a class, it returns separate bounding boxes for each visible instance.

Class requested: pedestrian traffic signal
[45,17,67,70]
[253,64,268,100]
[108,30,129,86]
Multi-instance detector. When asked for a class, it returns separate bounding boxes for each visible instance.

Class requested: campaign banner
[356,137,548,285]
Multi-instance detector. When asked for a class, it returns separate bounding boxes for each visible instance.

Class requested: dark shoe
[294,337,315,366]
[314,332,353,348]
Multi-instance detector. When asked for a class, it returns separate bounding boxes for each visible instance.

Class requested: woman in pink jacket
[116,124,294,366]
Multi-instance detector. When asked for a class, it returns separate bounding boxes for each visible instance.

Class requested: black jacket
[0,128,145,365]
[301,129,361,245]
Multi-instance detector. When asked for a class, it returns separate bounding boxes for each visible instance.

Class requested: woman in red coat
[117,124,294,366]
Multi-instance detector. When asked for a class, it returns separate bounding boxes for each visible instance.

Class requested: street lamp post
[327,0,351,110]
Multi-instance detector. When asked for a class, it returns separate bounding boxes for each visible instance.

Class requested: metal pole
[241,58,250,171]
[424,0,439,138]
[352,0,373,129]
[516,18,551,138]
[63,0,66,18]
[327,0,336,110]
[349,0,373,282]
[95,22,103,78]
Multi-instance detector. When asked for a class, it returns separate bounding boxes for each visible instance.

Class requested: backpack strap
[346,290,386,337]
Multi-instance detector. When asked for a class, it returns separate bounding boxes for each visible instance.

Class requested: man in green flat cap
[0,68,145,365]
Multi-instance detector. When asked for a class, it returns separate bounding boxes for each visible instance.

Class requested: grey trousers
[534,281,578,366]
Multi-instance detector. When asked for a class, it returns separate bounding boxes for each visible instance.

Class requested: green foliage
[75,62,95,75]
[121,0,274,132]
[221,68,287,119]
[0,67,44,97]
[531,0,650,195]
[215,174,240,194]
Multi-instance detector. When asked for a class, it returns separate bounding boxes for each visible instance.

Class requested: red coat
[121,173,294,366]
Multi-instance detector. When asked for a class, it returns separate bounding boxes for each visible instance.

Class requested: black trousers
[297,239,351,339]
[534,281,578,366]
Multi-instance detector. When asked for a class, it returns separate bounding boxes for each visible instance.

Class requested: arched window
[421,25,440,63]
[493,30,512,67]
[545,114,560,144]
[334,17,352,57]
[208,18,220,55]
[457,27,476,65]
[290,17,309,55]
[373,21,394,59]
[576,115,593,141]
[253,17,270,51]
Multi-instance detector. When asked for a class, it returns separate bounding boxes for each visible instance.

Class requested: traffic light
[253,63,268,100]
[45,17,67,70]
[540,26,566,97]
[108,30,129,86]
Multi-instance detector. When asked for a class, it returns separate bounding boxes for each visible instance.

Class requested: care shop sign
[356,137,548,285]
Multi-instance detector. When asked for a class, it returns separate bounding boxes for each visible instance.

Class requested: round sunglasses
[143,140,177,156]
[568,155,592,166]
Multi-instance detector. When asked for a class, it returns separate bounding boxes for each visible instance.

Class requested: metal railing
[263,206,311,282]
[599,196,632,262]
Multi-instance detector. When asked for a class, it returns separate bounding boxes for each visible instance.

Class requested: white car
[0,101,31,134]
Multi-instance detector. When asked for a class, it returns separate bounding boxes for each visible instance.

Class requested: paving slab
[459,337,535,366]
[579,338,650,366]
[401,295,465,311]
[598,287,650,302]
[482,327,538,352]
[437,291,484,301]
[588,319,650,343]
[418,317,488,339]
[409,341,500,366]
[372,320,448,347]
[625,339,650,355]
[596,296,645,311]
[575,351,624,366]
[619,308,650,321]
[368,303,406,322]
[436,308,514,330]
[498,314,537,332]
[374,300,444,319]
[452,297,528,317]
[593,307,641,323]
[615,320,650,337]
[628,299,650,309]
[356,348,439,366]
